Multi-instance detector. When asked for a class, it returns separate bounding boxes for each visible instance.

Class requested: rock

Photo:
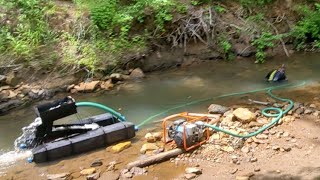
[184,173,197,179]
[130,167,147,175]
[140,143,159,154]
[0,100,23,114]
[283,146,292,152]
[310,104,316,108]
[185,167,202,175]
[208,104,229,114]
[0,75,6,85]
[282,132,290,137]
[304,109,313,114]
[254,168,260,172]
[145,133,156,143]
[120,169,133,178]
[100,172,119,180]
[74,81,100,92]
[130,68,145,79]
[152,132,163,141]
[222,146,234,152]
[241,146,250,153]
[233,43,256,57]
[86,172,100,180]
[230,168,238,174]
[256,134,268,140]
[80,168,96,176]
[282,116,295,123]
[111,141,131,153]
[295,108,304,115]
[5,71,19,86]
[91,159,103,167]
[272,145,280,151]
[110,73,130,81]
[250,157,257,162]
[233,108,256,123]
[256,117,269,124]
[252,137,267,144]
[66,84,75,92]
[236,176,250,180]
[248,121,263,127]
[47,173,70,180]
[100,79,113,90]
[313,111,319,117]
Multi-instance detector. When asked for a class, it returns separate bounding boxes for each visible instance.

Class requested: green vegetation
[239,0,274,8]
[291,3,320,50]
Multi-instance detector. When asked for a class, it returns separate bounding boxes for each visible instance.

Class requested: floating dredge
[16,96,136,163]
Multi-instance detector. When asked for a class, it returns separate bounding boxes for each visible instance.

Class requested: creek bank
[0,68,145,115]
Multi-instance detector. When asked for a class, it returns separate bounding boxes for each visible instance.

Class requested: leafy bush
[239,0,274,7]
[291,3,320,50]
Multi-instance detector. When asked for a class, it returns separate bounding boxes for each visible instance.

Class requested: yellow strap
[268,70,277,81]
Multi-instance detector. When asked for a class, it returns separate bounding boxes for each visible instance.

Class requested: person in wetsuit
[265,64,287,82]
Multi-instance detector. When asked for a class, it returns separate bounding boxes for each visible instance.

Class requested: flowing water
[0,53,319,173]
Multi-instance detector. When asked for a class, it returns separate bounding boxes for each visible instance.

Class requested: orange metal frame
[162,112,210,151]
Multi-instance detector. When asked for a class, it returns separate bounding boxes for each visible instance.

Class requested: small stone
[282,132,290,137]
[304,109,313,114]
[185,167,202,175]
[111,141,131,153]
[291,139,297,143]
[254,168,260,172]
[130,167,147,175]
[236,176,249,180]
[208,104,230,114]
[184,173,197,179]
[310,104,316,108]
[86,172,100,180]
[145,133,156,143]
[80,168,96,176]
[269,130,276,135]
[230,168,238,174]
[241,146,250,153]
[256,134,268,140]
[91,159,103,167]
[250,157,257,162]
[233,108,256,123]
[47,173,70,180]
[130,68,145,79]
[276,170,281,173]
[140,143,159,154]
[283,146,292,152]
[272,146,280,151]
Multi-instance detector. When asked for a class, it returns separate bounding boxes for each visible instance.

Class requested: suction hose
[204,89,293,138]
[75,102,126,122]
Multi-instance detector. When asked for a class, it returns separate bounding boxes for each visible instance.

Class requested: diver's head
[279,64,286,72]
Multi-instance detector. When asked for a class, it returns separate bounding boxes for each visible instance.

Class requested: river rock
[233,43,256,57]
[111,141,131,153]
[110,73,130,81]
[309,104,316,108]
[304,109,313,114]
[66,84,75,92]
[80,168,96,176]
[184,173,197,179]
[233,108,256,123]
[295,108,304,115]
[86,173,100,180]
[74,81,100,92]
[185,167,202,175]
[208,104,230,114]
[140,143,159,154]
[152,132,163,141]
[5,71,19,86]
[91,159,103,167]
[100,79,113,90]
[47,173,70,180]
[0,100,23,114]
[145,133,156,143]
[130,167,147,175]
[130,68,145,79]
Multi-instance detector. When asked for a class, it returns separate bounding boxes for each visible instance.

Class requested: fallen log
[126,148,184,169]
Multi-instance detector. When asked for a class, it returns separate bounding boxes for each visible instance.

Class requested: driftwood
[126,148,184,169]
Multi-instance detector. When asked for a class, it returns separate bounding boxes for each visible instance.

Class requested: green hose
[76,102,126,122]
[204,88,293,138]
[137,81,307,128]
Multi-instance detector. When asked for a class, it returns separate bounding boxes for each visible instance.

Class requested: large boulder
[233,108,256,123]
[208,104,229,114]
[130,68,145,79]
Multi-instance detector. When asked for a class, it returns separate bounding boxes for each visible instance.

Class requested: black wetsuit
[265,70,286,82]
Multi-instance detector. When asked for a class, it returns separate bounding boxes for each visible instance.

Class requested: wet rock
[86,173,99,180]
[185,167,202,175]
[100,79,113,90]
[130,167,147,175]
[233,108,256,123]
[295,108,304,115]
[91,159,103,167]
[208,104,229,114]
[130,68,145,79]
[47,173,70,180]
[110,73,130,82]
[184,173,197,179]
[0,99,23,114]
[140,143,159,154]
[80,168,96,176]
[74,81,100,92]
[111,141,131,153]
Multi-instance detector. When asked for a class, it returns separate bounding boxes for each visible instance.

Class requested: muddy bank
[2,83,320,180]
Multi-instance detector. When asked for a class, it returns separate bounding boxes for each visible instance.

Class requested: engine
[168,119,206,148]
